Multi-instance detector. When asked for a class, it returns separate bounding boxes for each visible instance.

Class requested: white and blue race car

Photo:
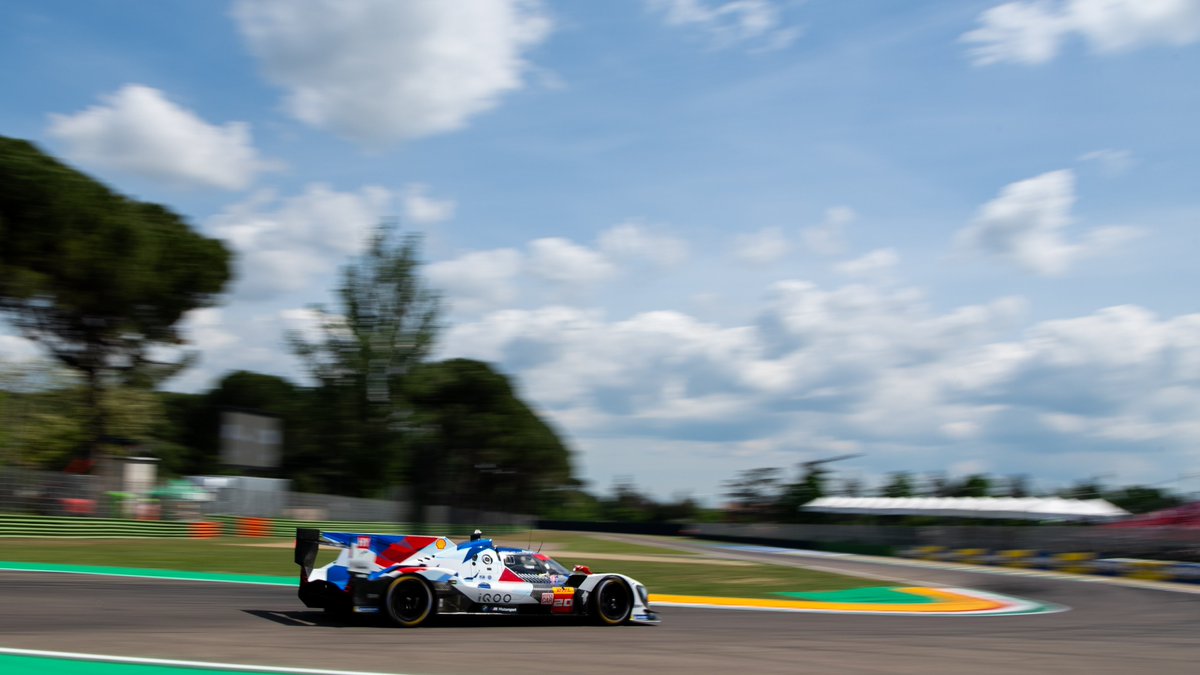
[294,529,659,627]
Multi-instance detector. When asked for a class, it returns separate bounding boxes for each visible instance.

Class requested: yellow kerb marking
[649,587,1005,613]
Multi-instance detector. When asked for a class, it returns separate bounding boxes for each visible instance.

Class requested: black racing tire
[385,575,436,627]
[591,576,632,626]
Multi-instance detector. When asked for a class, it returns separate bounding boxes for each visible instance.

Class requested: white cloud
[427,248,524,313]
[427,226,689,315]
[166,307,327,392]
[1078,148,1135,176]
[802,206,854,255]
[955,169,1142,276]
[526,238,616,286]
[963,0,1200,65]
[734,226,789,264]
[647,0,801,51]
[46,84,275,190]
[232,0,553,144]
[437,263,1200,496]
[0,333,41,363]
[835,248,899,277]
[208,183,394,299]
[402,183,456,225]
[597,222,689,267]
[179,308,238,352]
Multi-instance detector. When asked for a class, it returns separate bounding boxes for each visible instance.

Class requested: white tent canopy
[803,496,1130,521]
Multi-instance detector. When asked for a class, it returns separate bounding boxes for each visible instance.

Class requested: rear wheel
[385,575,435,627]
[591,576,632,625]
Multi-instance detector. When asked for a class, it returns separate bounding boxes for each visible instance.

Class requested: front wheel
[385,575,435,627]
[591,576,632,625]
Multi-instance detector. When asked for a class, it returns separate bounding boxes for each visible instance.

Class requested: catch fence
[0,466,533,534]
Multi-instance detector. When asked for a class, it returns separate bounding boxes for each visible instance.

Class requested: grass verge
[0,533,876,599]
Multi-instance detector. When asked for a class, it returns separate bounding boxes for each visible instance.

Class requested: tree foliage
[724,467,784,521]
[0,136,231,457]
[1103,486,1184,514]
[158,370,312,481]
[882,472,914,497]
[0,359,170,469]
[407,358,575,516]
[287,225,439,497]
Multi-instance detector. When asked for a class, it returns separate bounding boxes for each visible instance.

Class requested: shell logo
[435,539,446,550]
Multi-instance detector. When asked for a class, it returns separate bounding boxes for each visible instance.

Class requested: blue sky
[3,0,1200,502]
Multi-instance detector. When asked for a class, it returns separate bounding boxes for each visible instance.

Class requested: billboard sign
[220,411,282,469]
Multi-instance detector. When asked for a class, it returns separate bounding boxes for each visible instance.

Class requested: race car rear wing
[294,527,321,578]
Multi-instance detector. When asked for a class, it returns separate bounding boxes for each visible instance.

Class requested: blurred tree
[0,361,86,467]
[724,467,783,521]
[287,224,439,498]
[841,477,865,497]
[650,493,701,522]
[601,477,656,523]
[1,358,171,469]
[407,358,574,518]
[882,472,915,497]
[1103,486,1184,514]
[0,137,231,461]
[1060,480,1104,501]
[157,370,316,482]
[540,487,603,521]
[779,463,828,521]
[925,472,953,496]
[1003,474,1031,498]
[952,474,992,497]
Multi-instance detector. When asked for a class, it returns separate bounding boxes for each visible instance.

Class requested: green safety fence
[209,515,527,538]
[0,513,529,539]
[0,514,198,538]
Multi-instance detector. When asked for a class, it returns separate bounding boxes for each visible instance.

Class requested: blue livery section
[320,532,413,554]
[326,565,351,590]
[457,539,495,561]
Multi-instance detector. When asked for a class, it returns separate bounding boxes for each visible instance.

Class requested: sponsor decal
[483,606,517,613]
[436,539,446,550]
[356,536,371,550]
[541,592,554,605]
[551,586,575,614]
[481,554,493,565]
[478,593,513,604]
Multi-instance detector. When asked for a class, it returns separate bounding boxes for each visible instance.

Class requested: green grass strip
[0,654,267,675]
[773,587,936,604]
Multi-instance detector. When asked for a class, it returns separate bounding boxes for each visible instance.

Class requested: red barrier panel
[237,517,271,537]
[190,522,221,539]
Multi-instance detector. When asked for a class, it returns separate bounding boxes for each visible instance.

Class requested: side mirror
[572,565,591,575]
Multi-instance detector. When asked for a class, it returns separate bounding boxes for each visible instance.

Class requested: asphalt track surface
[2,547,1199,675]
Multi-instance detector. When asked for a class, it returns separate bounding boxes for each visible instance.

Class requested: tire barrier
[899,546,1200,584]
